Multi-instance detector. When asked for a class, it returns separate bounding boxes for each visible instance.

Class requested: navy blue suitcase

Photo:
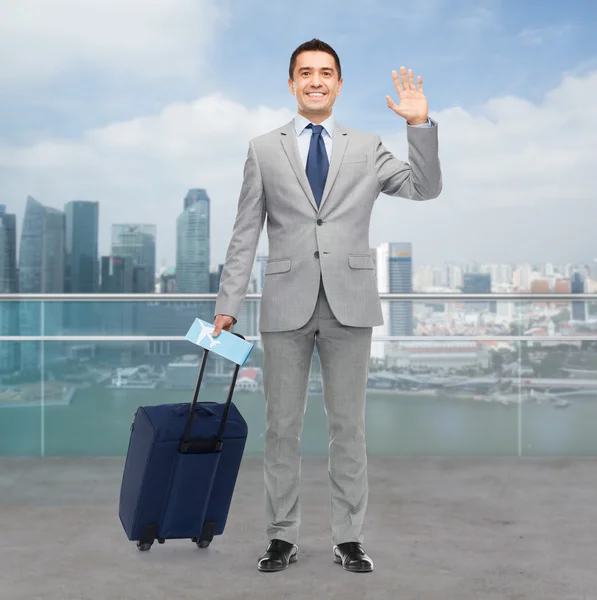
[119,339,248,551]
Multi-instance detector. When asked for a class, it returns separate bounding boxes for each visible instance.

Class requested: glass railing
[1,293,596,457]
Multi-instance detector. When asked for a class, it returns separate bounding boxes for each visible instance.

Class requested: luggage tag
[185,318,254,366]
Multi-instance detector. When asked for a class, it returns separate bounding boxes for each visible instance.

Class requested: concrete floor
[1,456,596,600]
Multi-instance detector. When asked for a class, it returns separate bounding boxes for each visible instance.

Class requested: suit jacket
[214,117,442,332]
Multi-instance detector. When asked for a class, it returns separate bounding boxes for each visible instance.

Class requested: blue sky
[0,0,596,268]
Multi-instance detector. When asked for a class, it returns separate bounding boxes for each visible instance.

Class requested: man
[213,38,442,573]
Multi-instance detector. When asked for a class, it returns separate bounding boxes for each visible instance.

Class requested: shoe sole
[257,552,298,572]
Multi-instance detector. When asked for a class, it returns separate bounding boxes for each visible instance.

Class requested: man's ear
[288,78,296,96]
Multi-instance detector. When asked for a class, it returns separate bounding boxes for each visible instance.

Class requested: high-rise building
[176,189,210,293]
[111,224,156,293]
[0,206,17,293]
[18,196,65,371]
[571,272,587,321]
[0,205,19,372]
[445,263,463,290]
[209,264,224,294]
[18,196,65,294]
[64,200,99,333]
[388,242,414,337]
[65,201,99,293]
[514,264,533,290]
[462,272,494,312]
[100,256,134,293]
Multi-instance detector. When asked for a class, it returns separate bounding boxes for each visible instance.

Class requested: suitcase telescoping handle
[179,332,245,454]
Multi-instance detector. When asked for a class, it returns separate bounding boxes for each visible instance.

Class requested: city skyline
[1,194,595,297]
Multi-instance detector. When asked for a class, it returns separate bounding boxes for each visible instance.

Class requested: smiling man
[213,38,442,573]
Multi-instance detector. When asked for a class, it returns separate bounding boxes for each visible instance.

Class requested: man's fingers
[399,66,408,91]
[212,315,234,337]
[386,95,399,112]
[392,69,402,93]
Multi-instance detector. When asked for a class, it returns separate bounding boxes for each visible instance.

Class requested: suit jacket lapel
[319,122,348,211]
[280,122,318,212]
[279,119,349,213]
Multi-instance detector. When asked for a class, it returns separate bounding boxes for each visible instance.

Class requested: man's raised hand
[385,66,428,126]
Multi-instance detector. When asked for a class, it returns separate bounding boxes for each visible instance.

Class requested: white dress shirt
[294,113,334,168]
[293,113,432,169]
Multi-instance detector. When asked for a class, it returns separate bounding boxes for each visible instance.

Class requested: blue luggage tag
[185,318,254,366]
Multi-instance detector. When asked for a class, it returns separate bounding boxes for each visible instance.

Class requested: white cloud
[377,70,597,208]
[0,70,596,267]
[518,23,573,46]
[0,0,224,86]
[0,94,293,266]
[369,69,597,263]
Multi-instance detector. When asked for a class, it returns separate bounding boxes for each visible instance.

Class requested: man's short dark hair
[289,38,342,80]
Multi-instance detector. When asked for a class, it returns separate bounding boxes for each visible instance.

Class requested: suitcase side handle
[179,332,245,454]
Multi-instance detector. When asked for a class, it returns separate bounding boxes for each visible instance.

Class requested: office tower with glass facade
[18,196,65,371]
[462,272,494,312]
[65,201,99,293]
[571,272,587,321]
[0,205,19,372]
[388,242,414,337]
[176,189,210,293]
[64,200,99,333]
[111,224,156,293]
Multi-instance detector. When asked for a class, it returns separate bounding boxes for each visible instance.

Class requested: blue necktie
[305,123,329,207]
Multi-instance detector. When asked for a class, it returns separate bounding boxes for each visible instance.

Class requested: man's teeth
[308,93,325,96]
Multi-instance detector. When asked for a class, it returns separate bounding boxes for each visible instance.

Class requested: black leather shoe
[333,542,374,573]
[257,539,298,572]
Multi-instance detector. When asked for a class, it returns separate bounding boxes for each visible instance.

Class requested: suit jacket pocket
[265,258,291,275]
[348,255,374,270]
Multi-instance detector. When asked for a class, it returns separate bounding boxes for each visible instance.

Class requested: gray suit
[215,116,442,545]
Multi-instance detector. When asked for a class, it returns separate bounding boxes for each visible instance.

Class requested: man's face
[288,50,342,121]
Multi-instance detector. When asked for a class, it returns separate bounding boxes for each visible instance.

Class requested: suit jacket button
[317,219,323,226]
[314,251,320,258]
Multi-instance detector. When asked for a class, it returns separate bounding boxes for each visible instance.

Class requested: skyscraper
[462,272,494,312]
[64,201,99,333]
[176,189,210,293]
[99,256,135,345]
[571,271,587,321]
[18,196,65,371]
[388,242,414,337]
[0,206,17,294]
[0,205,19,372]
[100,256,134,293]
[65,201,99,293]
[111,224,156,293]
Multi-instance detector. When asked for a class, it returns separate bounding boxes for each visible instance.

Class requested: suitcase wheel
[137,541,152,551]
[197,539,210,549]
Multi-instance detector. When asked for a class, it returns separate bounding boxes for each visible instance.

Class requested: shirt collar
[294,113,335,138]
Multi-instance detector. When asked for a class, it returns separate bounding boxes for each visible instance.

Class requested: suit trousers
[260,276,373,546]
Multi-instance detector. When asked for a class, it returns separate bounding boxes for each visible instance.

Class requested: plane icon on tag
[195,321,221,348]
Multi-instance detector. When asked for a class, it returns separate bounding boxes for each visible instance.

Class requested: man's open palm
[386,66,428,125]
